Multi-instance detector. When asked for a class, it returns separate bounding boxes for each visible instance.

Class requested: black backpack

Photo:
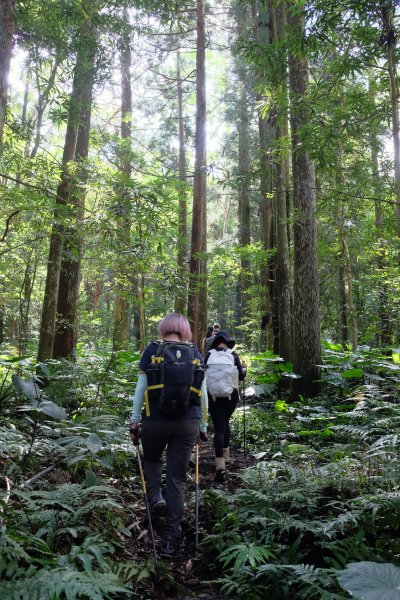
[145,341,205,417]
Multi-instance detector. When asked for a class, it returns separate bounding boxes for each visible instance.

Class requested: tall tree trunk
[336,98,357,351]
[235,3,251,339]
[139,273,146,351]
[0,0,14,345]
[338,259,348,344]
[18,255,37,355]
[255,0,275,351]
[175,49,188,314]
[380,3,400,240]
[199,170,208,339]
[0,0,14,153]
[271,0,292,362]
[53,22,97,359]
[287,1,321,393]
[113,18,133,351]
[370,76,390,345]
[37,20,94,362]
[188,0,207,345]
[37,94,79,361]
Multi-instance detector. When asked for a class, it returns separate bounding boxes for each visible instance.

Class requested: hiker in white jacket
[204,331,246,482]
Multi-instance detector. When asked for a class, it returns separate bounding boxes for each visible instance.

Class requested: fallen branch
[19,465,55,488]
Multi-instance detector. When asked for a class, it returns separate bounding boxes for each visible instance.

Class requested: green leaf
[12,375,40,401]
[87,433,102,454]
[337,561,400,600]
[275,400,288,412]
[41,400,66,420]
[37,362,51,377]
[0,354,31,364]
[342,368,364,378]
[251,383,277,395]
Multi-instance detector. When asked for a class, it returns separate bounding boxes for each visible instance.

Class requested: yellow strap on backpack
[190,386,201,396]
[144,384,164,415]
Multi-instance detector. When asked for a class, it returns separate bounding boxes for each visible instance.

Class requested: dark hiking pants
[141,418,199,541]
[208,391,238,457]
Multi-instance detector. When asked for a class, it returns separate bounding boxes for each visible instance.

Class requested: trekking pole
[242,377,246,457]
[135,443,158,571]
[241,360,247,457]
[195,436,200,553]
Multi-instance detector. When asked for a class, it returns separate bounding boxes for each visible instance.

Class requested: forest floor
[122,443,254,599]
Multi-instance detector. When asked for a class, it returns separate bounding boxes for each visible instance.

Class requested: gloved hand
[130,422,141,445]
[199,431,208,443]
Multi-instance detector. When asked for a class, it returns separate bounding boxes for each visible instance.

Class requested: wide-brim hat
[211,331,235,349]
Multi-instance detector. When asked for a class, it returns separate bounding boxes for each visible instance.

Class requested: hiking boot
[159,537,179,559]
[214,457,225,483]
[149,493,167,516]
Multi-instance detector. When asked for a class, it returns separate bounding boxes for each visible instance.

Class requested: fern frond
[1,565,131,600]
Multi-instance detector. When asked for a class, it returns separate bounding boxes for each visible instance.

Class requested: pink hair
[158,313,193,341]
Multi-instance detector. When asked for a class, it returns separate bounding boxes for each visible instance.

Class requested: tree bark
[53,22,96,359]
[0,0,14,153]
[255,1,275,351]
[336,98,357,351]
[188,0,207,345]
[380,3,400,240]
[370,76,391,345]
[18,254,37,355]
[175,49,188,315]
[287,1,321,393]
[271,0,292,362]
[37,20,94,362]
[113,17,133,351]
[236,4,251,341]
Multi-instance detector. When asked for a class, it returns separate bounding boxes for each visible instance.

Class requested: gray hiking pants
[141,418,199,541]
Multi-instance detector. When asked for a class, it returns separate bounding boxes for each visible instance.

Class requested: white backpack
[206,348,239,400]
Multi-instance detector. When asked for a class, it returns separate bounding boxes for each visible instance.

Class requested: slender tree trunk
[336,97,356,350]
[53,23,97,359]
[37,103,79,361]
[37,21,93,362]
[235,3,251,338]
[338,259,348,344]
[380,3,400,239]
[188,0,207,345]
[0,0,14,153]
[255,1,275,351]
[139,273,146,351]
[199,169,208,339]
[18,255,37,355]
[287,1,320,393]
[175,49,188,314]
[113,18,133,351]
[337,200,357,351]
[271,0,292,362]
[370,76,390,345]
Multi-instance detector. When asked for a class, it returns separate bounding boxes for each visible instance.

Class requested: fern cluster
[0,349,146,599]
[201,346,400,598]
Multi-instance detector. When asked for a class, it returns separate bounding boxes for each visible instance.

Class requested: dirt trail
[123,443,254,599]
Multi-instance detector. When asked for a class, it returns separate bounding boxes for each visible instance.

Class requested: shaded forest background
[0,0,399,376]
[1,1,400,599]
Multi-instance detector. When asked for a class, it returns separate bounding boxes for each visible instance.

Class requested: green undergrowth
[0,348,149,600]
[1,344,400,598]
[199,345,400,599]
